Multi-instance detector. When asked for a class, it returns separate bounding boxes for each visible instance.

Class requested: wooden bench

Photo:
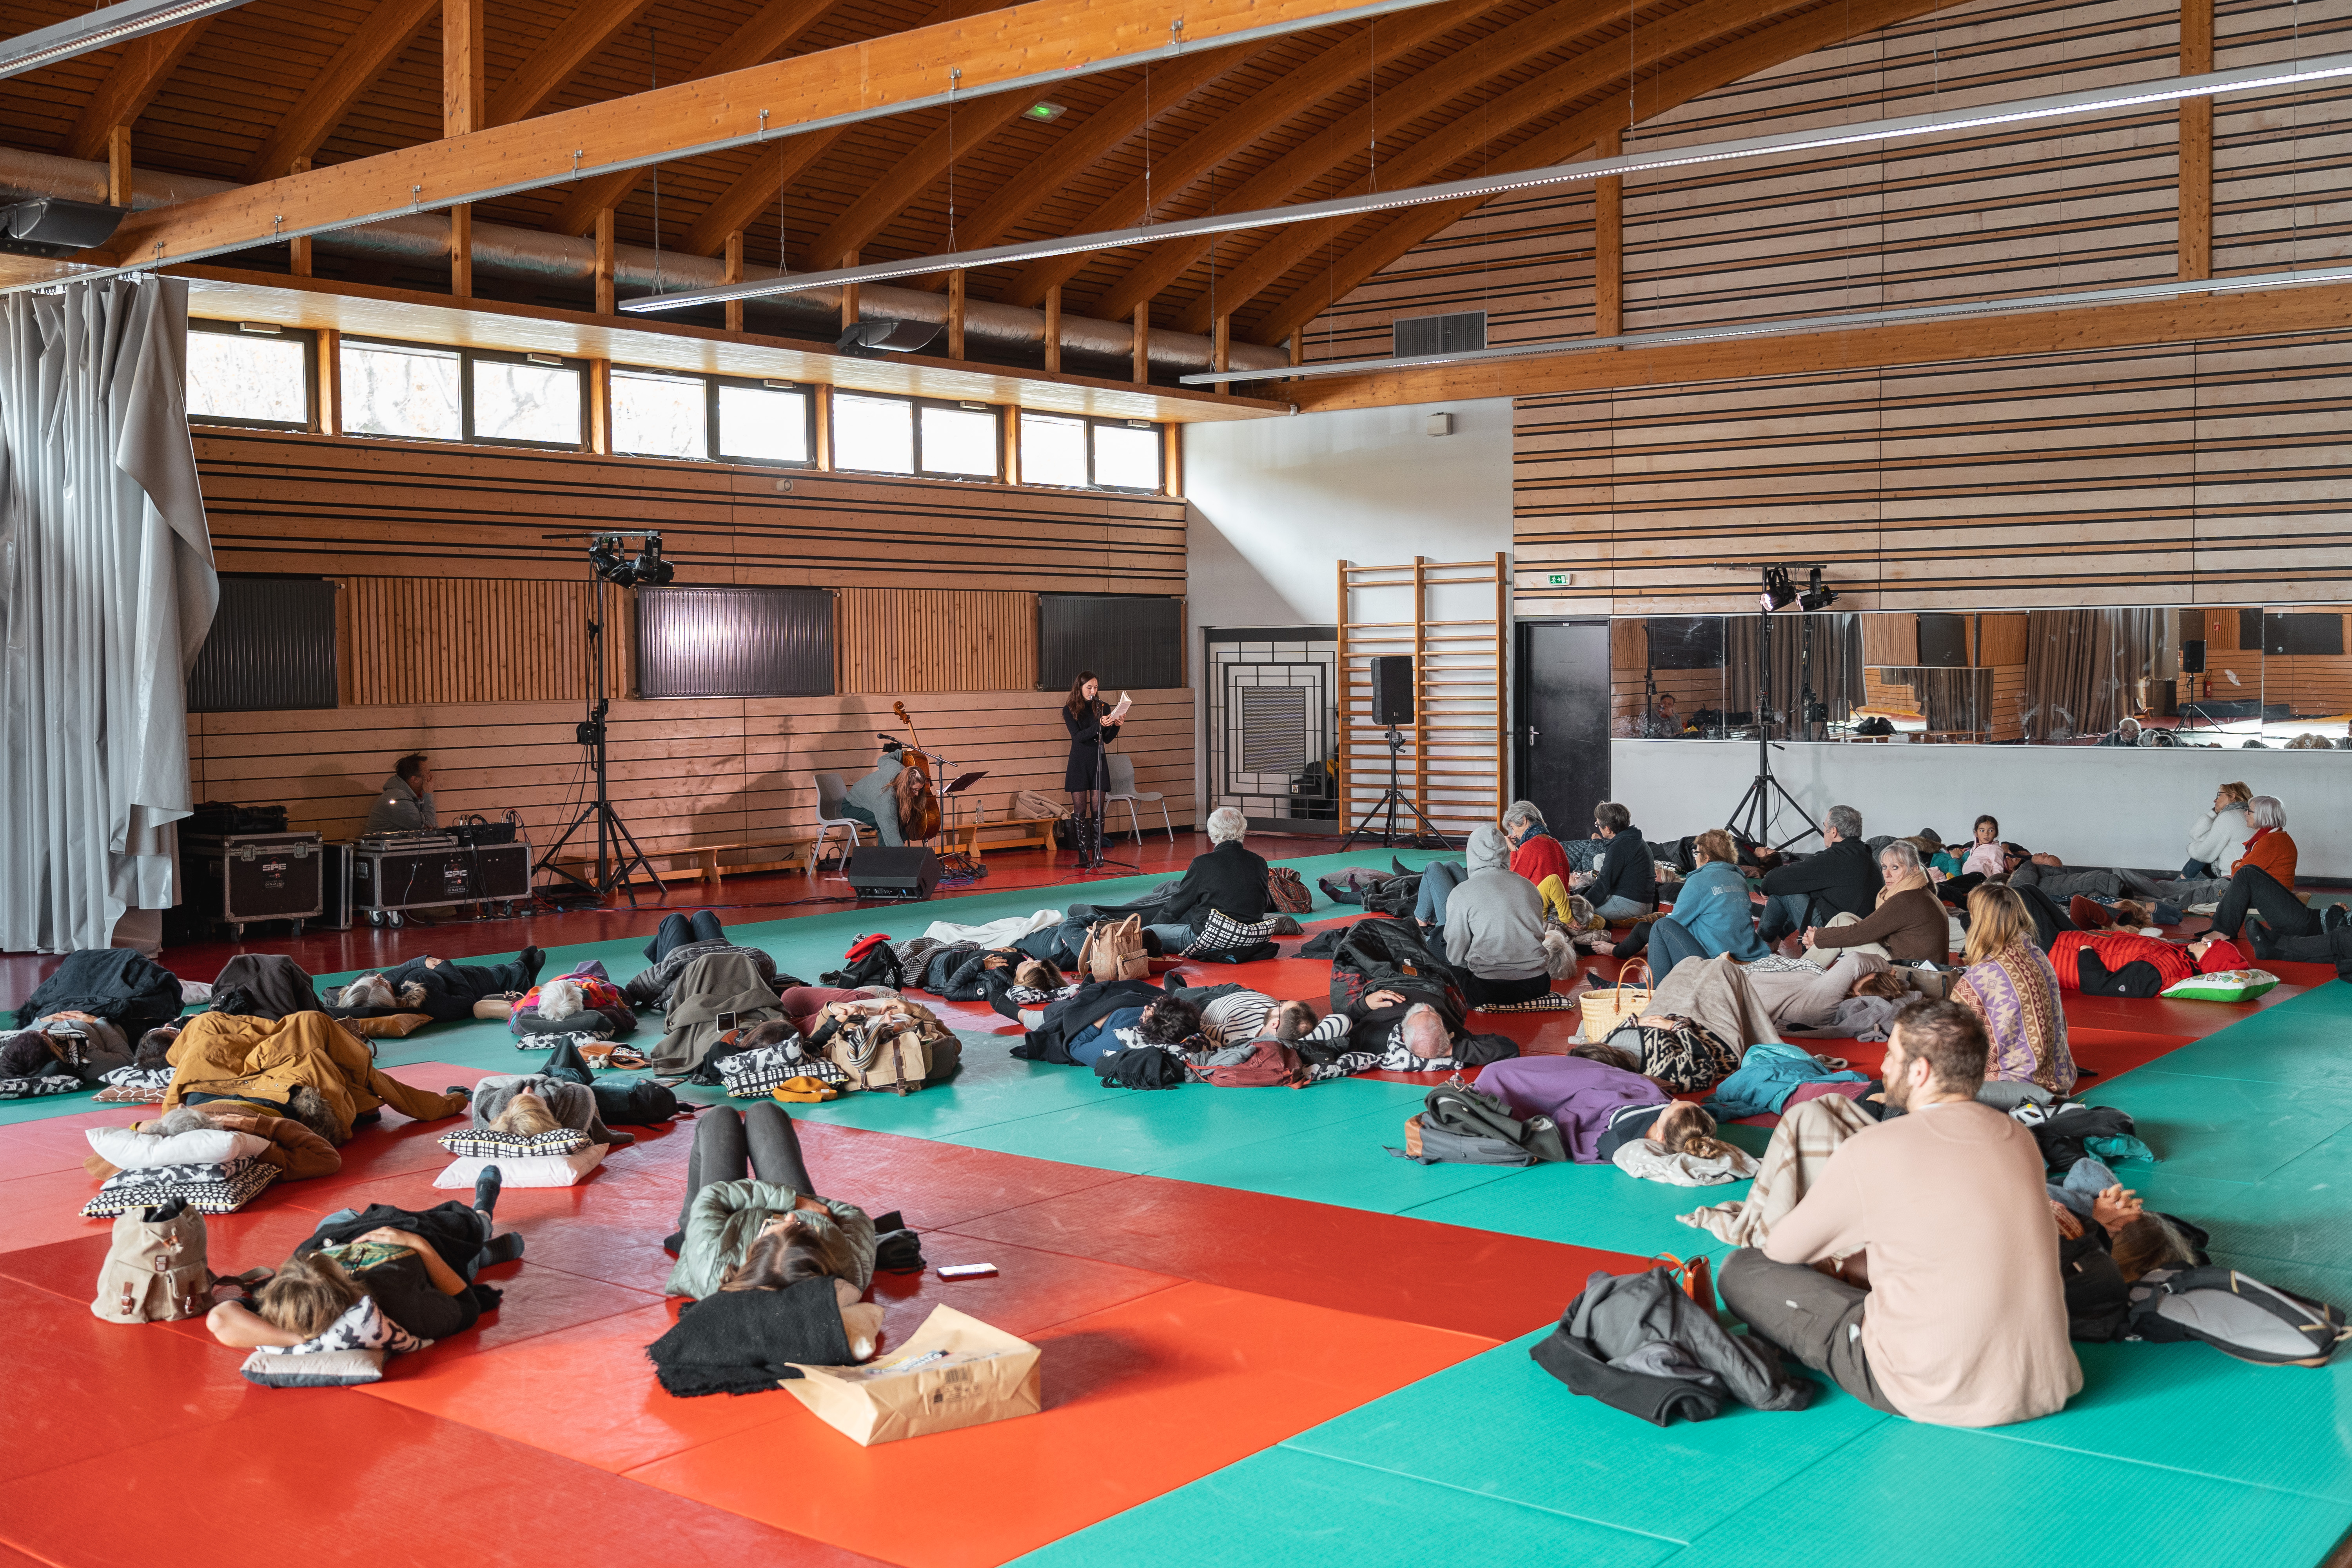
[937,815,1062,862]
[664,841,815,884]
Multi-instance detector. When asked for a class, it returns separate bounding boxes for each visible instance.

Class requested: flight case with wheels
[351,837,533,927]
[180,831,325,939]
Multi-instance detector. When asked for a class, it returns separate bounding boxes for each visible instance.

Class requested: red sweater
[2234,828,2297,892]
[2048,933,2245,992]
[1511,833,1572,887]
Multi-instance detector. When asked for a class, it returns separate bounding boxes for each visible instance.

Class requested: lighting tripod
[534,535,668,901]
[1724,567,1830,852]
[1341,724,1453,851]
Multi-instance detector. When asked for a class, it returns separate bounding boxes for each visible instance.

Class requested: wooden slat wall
[836,589,1038,694]
[343,577,631,706]
[187,690,1197,869]
[1292,0,2352,613]
[186,432,1194,850]
[194,432,1187,591]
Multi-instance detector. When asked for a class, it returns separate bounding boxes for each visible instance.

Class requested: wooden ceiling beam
[111,0,1444,270]
[1093,0,1640,325]
[996,0,1490,308]
[540,0,849,234]
[485,0,662,127]
[1288,278,2352,410]
[240,0,439,183]
[62,19,212,161]
[1247,0,1956,344]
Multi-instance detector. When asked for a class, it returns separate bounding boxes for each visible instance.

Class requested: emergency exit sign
[1545,572,1570,586]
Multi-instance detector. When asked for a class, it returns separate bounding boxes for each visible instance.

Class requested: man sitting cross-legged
[1717,999,2082,1427]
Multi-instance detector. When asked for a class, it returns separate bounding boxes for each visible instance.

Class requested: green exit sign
[1546,572,1570,586]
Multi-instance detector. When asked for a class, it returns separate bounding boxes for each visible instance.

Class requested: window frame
[609,364,715,462]
[1016,410,1166,495]
[832,389,1004,481]
[337,334,590,452]
[711,374,818,469]
[185,319,318,432]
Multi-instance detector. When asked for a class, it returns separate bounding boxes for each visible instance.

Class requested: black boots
[1077,814,1105,869]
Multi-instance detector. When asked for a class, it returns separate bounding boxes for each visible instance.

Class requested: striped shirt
[1195,989,1349,1051]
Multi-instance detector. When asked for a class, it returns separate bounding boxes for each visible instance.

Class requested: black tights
[677,1103,817,1232]
[1069,789,1106,823]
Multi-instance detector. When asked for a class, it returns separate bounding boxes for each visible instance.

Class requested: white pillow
[434,1143,607,1189]
[87,1124,269,1170]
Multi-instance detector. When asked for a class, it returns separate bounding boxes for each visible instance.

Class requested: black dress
[1062,702,1122,791]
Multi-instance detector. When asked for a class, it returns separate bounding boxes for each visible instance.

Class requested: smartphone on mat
[717,1011,739,1033]
[936,1263,998,1279]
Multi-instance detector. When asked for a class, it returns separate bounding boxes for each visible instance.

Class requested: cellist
[842,741,912,846]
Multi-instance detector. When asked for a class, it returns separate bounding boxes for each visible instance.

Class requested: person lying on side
[1804,839,1950,965]
[207,1170,520,1348]
[1717,1000,2081,1428]
[1564,1041,1743,1167]
[85,1103,341,1183]
[331,949,546,1022]
[664,1103,876,1301]
[1475,1042,1678,1163]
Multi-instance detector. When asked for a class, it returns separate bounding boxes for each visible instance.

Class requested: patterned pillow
[1475,992,1579,1012]
[439,1125,592,1160]
[436,1143,607,1189]
[241,1296,423,1387]
[715,1046,849,1099]
[0,1074,83,1100]
[82,1157,278,1218]
[1181,910,1282,956]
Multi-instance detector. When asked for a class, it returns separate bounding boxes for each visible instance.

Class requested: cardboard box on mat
[788,1305,1042,1446]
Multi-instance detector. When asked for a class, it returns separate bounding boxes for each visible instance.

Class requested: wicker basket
[1579,959,1653,1042]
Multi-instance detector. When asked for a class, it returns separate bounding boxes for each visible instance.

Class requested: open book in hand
[1109,692,1134,720]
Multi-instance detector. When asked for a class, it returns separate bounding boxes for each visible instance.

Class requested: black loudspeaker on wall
[845,846,942,901]
[1370,655,1416,726]
[2181,639,2207,675]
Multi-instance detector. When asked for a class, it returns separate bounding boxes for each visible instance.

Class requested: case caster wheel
[231,923,246,939]
[387,912,405,928]
[291,920,305,936]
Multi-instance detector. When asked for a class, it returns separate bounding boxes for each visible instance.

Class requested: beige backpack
[91,1202,210,1324]
[826,1003,962,1095]
[1078,915,1151,983]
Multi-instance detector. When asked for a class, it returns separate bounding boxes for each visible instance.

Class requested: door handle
[1527,726,1540,746]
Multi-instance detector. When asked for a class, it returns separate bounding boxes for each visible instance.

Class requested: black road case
[181,831,325,938]
[350,839,532,927]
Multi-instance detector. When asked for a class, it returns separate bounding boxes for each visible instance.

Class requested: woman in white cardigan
[2183,782,2254,880]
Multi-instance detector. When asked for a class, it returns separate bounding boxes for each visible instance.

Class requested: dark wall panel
[636,586,835,699]
[188,575,338,713]
[1039,593,1183,692]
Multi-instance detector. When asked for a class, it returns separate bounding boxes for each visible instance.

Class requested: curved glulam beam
[486,0,662,126]
[897,41,1256,291]
[241,0,437,181]
[1246,0,1960,344]
[543,0,852,234]
[64,18,212,160]
[1091,0,1640,325]
[995,0,1489,307]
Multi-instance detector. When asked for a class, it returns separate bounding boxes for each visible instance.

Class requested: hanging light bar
[0,0,255,80]
[622,48,2352,317]
[1172,263,2352,385]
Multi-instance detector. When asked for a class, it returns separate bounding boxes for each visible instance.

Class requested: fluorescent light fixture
[622,49,2352,317]
[0,0,253,80]
[1174,263,2352,385]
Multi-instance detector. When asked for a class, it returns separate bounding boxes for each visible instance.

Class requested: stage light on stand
[588,537,631,584]
[1798,568,1839,612]
[1760,566,1797,613]
[631,534,674,586]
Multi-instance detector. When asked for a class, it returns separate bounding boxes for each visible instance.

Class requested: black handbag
[1610,1019,1740,1094]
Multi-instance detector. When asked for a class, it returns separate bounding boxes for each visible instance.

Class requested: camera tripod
[1341,725,1454,851]
[1724,604,1821,853]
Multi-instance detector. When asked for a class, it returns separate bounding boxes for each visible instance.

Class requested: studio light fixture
[1760,567,1798,614]
[0,0,256,79]
[1798,568,1839,612]
[588,530,673,587]
[621,49,2352,318]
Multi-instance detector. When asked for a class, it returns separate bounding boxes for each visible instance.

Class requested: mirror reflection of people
[365,753,437,833]
[1646,692,1682,736]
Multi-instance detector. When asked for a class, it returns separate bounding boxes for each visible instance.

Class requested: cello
[890,702,944,843]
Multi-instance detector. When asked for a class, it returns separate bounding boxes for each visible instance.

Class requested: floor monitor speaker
[846,845,942,901]
[1370,655,1416,726]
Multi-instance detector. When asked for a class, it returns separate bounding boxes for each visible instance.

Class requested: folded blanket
[1678,1095,1874,1247]
[646,1279,855,1396]
[1611,1140,1758,1186]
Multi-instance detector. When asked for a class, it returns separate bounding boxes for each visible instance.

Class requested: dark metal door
[1515,620,1611,835]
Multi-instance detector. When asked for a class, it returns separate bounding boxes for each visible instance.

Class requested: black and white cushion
[517,1028,611,1053]
[1181,910,1281,957]
[0,1073,83,1100]
[715,1045,849,1098]
[438,1125,592,1160]
[1475,992,1579,1012]
[82,1157,278,1218]
[241,1296,425,1387]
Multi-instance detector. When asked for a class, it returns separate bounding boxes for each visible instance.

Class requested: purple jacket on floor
[1477,1055,1668,1163]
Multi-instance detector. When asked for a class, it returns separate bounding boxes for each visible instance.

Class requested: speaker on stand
[1343,655,1450,850]
[1370,655,1416,726]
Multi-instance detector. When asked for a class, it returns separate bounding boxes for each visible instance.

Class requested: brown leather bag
[1078,915,1150,984]
[826,1004,962,1096]
[91,1202,209,1324]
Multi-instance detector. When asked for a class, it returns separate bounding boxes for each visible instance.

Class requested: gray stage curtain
[0,277,216,953]
[2020,608,2164,741]
[1724,612,1863,735]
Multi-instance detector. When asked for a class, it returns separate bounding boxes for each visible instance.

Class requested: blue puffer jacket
[1668,860,1770,963]
[1700,1042,1867,1120]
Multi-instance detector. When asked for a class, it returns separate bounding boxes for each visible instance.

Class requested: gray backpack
[2128,1267,2348,1367]
[1393,1082,1569,1166]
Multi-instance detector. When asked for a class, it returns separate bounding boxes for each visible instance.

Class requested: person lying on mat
[1051,993,1204,1068]
[1434,825,1557,1009]
[1742,951,1909,1033]
[1558,1042,1742,1167]
[1161,978,1348,1052]
[207,1174,521,1348]
[84,1102,341,1184]
[1475,1042,1674,1163]
[1590,829,1770,968]
[1339,989,1467,1071]
[623,909,784,1009]
[1803,839,1950,965]
[1718,1000,2081,1427]
[330,949,546,1022]
[664,1103,877,1301]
